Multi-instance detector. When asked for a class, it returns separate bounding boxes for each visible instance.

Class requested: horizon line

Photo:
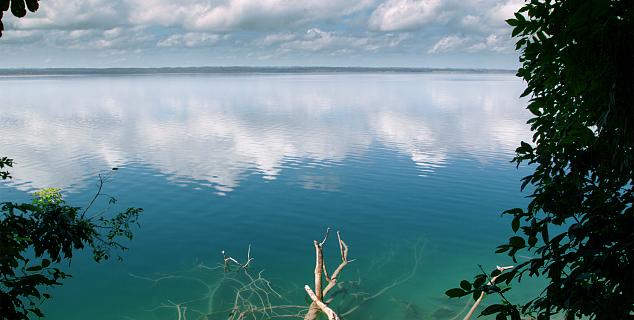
[0,65,517,76]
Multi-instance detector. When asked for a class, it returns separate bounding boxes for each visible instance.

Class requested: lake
[0,72,534,319]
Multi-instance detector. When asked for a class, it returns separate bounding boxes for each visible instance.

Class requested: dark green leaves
[0,0,10,12]
[25,0,37,12]
[0,0,40,37]
[445,288,469,298]
[0,156,13,180]
[509,236,525,249]
[473,274,487,289]
[1,169,142,320]
[490,0,634,318]
[25,265,42,272]
[481,304,505,316]
[460,280,472,291]
[10,0,25,18]
[512,216,520,232]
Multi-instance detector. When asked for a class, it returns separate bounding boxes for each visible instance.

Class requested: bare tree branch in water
[303,228,354,320]
[128,230,426,320]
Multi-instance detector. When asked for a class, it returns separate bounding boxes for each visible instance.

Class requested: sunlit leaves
[1,174,142,319]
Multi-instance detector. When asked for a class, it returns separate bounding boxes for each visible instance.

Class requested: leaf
[521,176,532,191]
[26,265,43,272]
[541,225,550,243]
[495,271,514,284]
[512,217,520,232]
[528,235,537,247]
[474,275,487,289]
[25,0,38,12]
[510,236,526,249]
[10,0,26,18]
[445,288,468,298]
[503,208,524,216]
[527,103,542,115]
[481,304,505,315]
[460,280,472,291]
[29,308,44,317]
[514,12,525,21]
[0,0,9,12]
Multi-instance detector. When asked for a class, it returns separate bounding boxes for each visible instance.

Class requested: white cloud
[427,35,469,53]
[428,33,514,54]
[0,0,523,66]
[369,0,521,53]
[9,0,124,30]
[126,0,374,32]
[256,32,297,47]
[157,32,224,47]
[369,0,442,31]
[368,0,523,32]
[46,27,154,50]
[103,27,123,39]
[275,28,409,54]
[486,0,524,27]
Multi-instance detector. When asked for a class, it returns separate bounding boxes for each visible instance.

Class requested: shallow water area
[0,72,535,319]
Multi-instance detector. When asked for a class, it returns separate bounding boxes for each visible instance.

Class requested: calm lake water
[0,73,534,319]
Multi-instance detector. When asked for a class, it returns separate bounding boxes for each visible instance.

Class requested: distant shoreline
[0,66,516,76]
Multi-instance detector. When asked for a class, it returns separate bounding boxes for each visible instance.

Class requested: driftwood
[129,230,423,320]
[303,228,353,320]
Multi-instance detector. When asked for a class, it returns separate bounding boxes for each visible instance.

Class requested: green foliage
[0,157,13,180]
[447,266,518,318]
[0,158,142,319]
[448,0,633,318]
[0,0,39,37]
[31,188,63,207]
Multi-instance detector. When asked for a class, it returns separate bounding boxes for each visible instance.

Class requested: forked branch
[304,228,353,320]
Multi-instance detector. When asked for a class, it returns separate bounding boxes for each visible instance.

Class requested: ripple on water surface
[0,73,534,320]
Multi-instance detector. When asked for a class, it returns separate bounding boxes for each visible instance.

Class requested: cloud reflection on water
[0,73,529,193]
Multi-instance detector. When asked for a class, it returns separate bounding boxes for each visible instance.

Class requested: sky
[0,0,523,69]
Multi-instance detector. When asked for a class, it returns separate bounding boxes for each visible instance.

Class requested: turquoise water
[0,73,534,319]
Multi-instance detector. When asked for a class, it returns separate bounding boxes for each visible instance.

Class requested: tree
[0,0,39,37]
[446,0,633,319]
[0,158,142,319]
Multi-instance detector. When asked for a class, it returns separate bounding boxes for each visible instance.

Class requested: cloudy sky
[0,0,523,68]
